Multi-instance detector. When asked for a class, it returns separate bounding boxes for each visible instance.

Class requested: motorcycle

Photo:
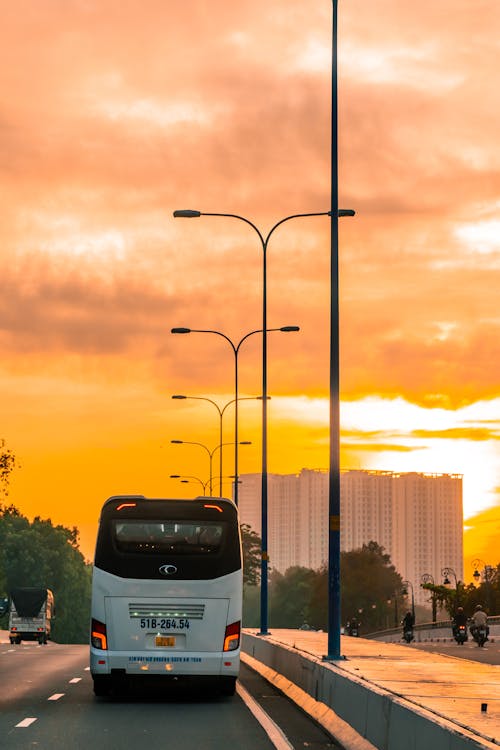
[454,624,468,645]
[403,627,414,644]
[471,625,488,647]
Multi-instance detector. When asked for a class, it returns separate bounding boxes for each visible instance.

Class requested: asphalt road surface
[0,640,339,750]
[411,636,500,665]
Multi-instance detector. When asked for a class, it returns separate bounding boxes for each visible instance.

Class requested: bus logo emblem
[159,564,177,576]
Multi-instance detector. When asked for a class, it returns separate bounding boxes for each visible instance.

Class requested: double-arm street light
[174,210,353,639]
[170,439,251,496]
[170,473,238,496]
[171,394,265,496]
[171,326,298,507]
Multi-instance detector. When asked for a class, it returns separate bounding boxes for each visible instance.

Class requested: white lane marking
[69,677,82,683]
[16,718,37,728]
[48,693,65,701]
[84,666,90,671]
[236,683,294,750]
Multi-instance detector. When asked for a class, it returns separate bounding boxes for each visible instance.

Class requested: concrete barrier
[242,632,498,750]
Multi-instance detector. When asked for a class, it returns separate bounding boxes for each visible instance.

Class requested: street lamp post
[172,394,264,496]
[420,573,437,623]
[170,439,251,496]
[170,473,238,496]
[472,559,493,612]
[402,580,415,621]
[174,210,353,639]
[169,474,207,495]
[171,326,298,507]
[172,396,224,495]
[442,566,459,607]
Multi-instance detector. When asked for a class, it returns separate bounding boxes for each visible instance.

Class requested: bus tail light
[223,621,240,652]
[91,618,108,650]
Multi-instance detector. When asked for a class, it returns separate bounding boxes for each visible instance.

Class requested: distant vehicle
[454,624,468,645]
[90,495,242,697]
[403,627,414,644]
[471,625,488,648]
[9,588,54,644]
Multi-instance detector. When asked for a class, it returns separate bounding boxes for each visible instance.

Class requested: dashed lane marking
[69,677,82,683]
[48,693,65,701]
[16,718,37,728]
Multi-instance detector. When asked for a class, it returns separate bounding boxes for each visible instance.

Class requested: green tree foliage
[241,523,261,586]
[340,541,404,632]
[269,566,319,628]
[0,505,91,643]
[0,440,18,497]
[241,524,262,627]
[421,567,499,619]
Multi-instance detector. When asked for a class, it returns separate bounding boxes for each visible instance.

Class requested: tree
[241,524,261,627]
[269,566,319,628]
[241,523,261,586]
[0,440,18,497]
[0,505,91,642]
[340,542,403,633]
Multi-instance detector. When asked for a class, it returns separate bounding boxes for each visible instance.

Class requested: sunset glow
[1,1,498,574]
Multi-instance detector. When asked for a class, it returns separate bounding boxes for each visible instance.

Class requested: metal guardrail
[364,614,500,639]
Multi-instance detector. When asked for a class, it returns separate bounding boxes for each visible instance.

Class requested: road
[411,637,500,665]
[0,639,338,750]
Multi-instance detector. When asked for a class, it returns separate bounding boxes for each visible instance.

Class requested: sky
[0,1,498,576]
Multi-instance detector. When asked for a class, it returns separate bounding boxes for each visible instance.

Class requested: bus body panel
[90,496,242,687]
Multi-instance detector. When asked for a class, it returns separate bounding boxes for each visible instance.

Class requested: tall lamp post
[174,209,353,639]
[170,473,238,496]
[442,566,459,607]
[172,394,265,497]
[402,580,415,621]
[472,559,492,612]
[170,439,251,496]
[169,474,207,495]
[171,326,298,507]
[420,573,437,623]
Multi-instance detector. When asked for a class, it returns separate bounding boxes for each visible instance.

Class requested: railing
[364,614,500,640]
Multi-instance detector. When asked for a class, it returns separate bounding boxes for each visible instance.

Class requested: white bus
[90,495,242,696]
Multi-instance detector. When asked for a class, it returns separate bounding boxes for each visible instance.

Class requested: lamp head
[280,326,300,332]
[172,395,187,399]
[173,210,201,218]
[171,328,191,334]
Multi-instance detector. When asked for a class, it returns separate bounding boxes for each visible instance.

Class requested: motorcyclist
[402,610,414,638]
[470,604,489,640]
[451,606,468,639]
[347,617,359,636]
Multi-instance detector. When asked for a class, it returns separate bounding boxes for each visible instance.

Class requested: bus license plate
[155,635,176,647]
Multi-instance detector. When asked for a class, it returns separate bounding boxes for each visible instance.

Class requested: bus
[90,495,242,696]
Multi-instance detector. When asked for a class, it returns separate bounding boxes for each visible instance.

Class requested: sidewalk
[252,630,499,747]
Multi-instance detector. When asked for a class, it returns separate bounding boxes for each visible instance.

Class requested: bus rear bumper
[90,647,240,678]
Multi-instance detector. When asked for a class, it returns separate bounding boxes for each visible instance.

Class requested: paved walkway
[255,630,499,747]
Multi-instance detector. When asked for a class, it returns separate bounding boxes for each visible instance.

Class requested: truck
[9,588,54,644]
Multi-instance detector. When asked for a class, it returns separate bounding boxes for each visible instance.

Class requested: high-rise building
[237,469,463,605]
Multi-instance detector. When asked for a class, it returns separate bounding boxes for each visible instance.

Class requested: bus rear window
[113,520,224,555]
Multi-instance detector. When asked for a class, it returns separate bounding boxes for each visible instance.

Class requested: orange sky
[1,1,498,573]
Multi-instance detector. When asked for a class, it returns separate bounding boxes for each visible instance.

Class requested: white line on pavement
[16,718,37,728]
[236,683,294,750]
[69,677,82,683]
[48,693,65,701]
